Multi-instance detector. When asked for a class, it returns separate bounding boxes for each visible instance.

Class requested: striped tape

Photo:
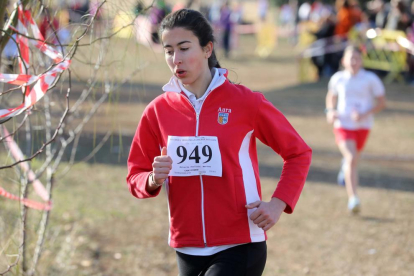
[0,4,71,124]
[0,5,71,210]
[0,187,51,211]
[0,126,52,210]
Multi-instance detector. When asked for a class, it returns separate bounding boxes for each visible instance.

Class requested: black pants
[176,242,267,276]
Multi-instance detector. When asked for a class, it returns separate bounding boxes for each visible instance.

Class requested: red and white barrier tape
[301,38,349,58]
[0,187,51,211]
[0,5,70,210]
[1,126,52,210]
[0,4,71,124]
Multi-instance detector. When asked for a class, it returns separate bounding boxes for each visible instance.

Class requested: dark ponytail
[159,9,221,70]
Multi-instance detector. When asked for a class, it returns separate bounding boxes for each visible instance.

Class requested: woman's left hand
[245,198,287,231]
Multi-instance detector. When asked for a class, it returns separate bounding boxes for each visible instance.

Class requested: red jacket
[127,72,312,248]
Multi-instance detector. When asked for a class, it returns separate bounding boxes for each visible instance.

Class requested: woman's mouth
[175,70,187,78]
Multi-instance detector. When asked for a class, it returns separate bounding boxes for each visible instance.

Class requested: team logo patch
[218,112,229,125]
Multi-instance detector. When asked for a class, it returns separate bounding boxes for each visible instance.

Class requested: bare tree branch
[28,94,54,276]
[0,113,29,142]
[0,254,20,275]
[0,73,70,170]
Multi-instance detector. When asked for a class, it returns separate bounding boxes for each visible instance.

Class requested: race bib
[167,136,222,177]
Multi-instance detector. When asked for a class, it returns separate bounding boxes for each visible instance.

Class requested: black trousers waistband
[176,241,267,276]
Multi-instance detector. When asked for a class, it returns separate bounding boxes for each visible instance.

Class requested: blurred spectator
[408,2,414,42]
[310,0,324,22]
[231,2,243,24]
[220,1,233,58]
[58,6,70,28]
[298,0,311,21]
[310,13,337,78]
[230,2,243,51]
[280,2,294,26]
[385,0,411,31]
[2,34,18,72]
[367,0,390,28]
[407,2,414,83]
[148,0,170,44]
[56,8,71,46]
[68,0,90,23]
[209,0,222,23]
[258,0,269,21]
[335,0,361,37]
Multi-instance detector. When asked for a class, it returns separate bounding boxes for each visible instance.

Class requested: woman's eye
[166,51,173,55]
[181,48,189,51]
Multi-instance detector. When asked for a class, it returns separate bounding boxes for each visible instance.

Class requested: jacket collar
[162,68,228,93]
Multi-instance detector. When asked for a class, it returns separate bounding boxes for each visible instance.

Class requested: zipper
[194,91,214,247]
[195,89,212,136]
[179,88,216,247]
[200,175,207,246]
[196,113,200,136]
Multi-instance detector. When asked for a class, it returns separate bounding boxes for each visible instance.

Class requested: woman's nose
[173,53,182,65]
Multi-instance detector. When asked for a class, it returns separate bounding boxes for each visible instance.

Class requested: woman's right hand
[151,147,173,188]
[326,110,338,124]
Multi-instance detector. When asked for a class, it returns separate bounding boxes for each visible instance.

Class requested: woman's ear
[204,41,214,59]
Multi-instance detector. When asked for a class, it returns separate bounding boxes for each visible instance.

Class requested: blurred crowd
[2,0,413,83]
[280,0,414,43]
[280,0,414,82]
[136,0,414,83]
[134,0,246,58]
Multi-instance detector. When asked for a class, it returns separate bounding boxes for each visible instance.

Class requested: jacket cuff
[139,171,162,198]
[271,192,294,214]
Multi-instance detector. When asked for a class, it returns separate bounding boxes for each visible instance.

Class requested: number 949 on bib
[167,136,223,177]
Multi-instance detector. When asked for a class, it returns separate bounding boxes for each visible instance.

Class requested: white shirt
[328,69,385,130]
[178,68,220,114]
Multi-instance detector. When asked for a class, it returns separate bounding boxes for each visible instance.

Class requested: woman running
[127,9,312,276]
[325,45,386,214]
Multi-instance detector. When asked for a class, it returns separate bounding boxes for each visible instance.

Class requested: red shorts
[333,128,370,151]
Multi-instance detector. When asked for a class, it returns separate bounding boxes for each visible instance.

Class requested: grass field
[1,33,413,276]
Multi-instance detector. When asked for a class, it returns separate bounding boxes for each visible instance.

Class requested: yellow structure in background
[349,28,408,83]
[298,25,409,83]
[298,56,318,82]
[255,22,277,58]
[113,12,135,38]
[297,21,319,82]
[297,21,318,48]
